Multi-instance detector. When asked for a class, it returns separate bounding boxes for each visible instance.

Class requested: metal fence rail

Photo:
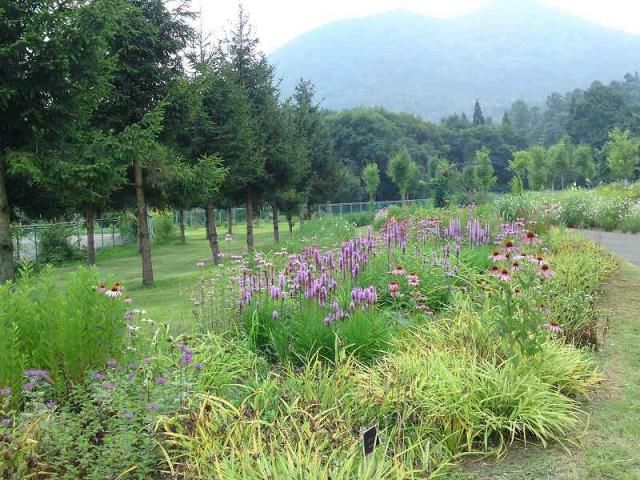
[11,218,135,262]
[175,198,432,228]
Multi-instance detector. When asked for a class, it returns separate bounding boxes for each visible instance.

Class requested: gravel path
[576,229,639,266]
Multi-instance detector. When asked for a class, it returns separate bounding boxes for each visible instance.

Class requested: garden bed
[0,209,617,478]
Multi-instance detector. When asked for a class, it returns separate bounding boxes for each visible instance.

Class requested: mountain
[270,0,640,120]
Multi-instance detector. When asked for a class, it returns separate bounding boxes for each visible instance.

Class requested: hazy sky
[198,0,640,53]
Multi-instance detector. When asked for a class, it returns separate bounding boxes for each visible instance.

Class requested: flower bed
[0,208,616,478]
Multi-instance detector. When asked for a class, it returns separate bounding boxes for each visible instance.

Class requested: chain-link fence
[316,199,430,216]
[11,217,137,262]
[174,199,432,228]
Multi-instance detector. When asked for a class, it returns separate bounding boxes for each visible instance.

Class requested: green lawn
[57,222,293,332]
[453,263,640,479]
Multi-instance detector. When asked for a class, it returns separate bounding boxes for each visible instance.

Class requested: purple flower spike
[122,412,134,420]
[92,372,105,381]
[154,375,168,385]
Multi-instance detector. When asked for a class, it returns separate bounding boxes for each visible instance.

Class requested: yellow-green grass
[454,263,640,479]
[56,222,293,332]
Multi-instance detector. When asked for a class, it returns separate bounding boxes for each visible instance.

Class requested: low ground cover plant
[496,181,640,232]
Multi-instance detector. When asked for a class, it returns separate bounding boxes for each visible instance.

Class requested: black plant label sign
[362,425,378,455]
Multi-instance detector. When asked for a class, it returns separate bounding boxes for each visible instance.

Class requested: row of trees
[1,1,338,285]
[509,129,640,192]
[3,2,639,285]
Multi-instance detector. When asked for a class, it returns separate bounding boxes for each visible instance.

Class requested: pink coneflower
[98,284,107,293]
[511,260,521,272]
[407,273,420,287]
[106,286,122,298]
[543,321,562,334]
[489,265,501,277]
[391,265,406,276]
[499,268,510,282]
[539,263,554,278]
[525,230,539,245]
[503,240,518,254]
[489,251,507,262]
[389,282,400,297]
[196,261,205,268]
[531,255,545,265]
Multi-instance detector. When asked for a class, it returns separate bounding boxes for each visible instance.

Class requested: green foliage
[387,149,420,201]
[37,225,84,264]
[606,128,640,180]
[153,212,178,244]
[362,162,381,203]
[496,183,640,232]
[473,98,485,125]
[342,211,375,227]
[473,147,496,199]
[0,268,126,401]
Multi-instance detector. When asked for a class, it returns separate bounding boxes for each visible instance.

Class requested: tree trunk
[298,205,305,228]
[271,201,279,243]
[206,200,220,265]
[287,215,293,233]
[134,161,153,286]
[178,209,186,245]
[86,208,96,266]
[246,191,254,252]
[227,206,233,235]
[0,157,15,283]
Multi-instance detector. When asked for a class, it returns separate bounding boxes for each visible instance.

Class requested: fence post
[33,226,38,262]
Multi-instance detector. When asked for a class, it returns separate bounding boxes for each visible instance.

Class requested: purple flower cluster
[324,301,348,326]
[178,344,193,366]
[383,218,408,252]
[443,216,463,241]
[467,218,492,246]
[22,369,49,392]
[350,286,378,310]
[239,235,376,314]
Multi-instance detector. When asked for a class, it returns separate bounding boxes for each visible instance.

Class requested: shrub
[37,224,83,264]
[342,210,375,227]
[152,212,177,244]
[0,268,127,402]
[620,201,640,233]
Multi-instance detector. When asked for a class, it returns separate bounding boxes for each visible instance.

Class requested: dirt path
[456,250,640,479]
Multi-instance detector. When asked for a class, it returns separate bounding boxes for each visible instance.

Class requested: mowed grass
[454,263,640,479]
[57,222,293,332]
